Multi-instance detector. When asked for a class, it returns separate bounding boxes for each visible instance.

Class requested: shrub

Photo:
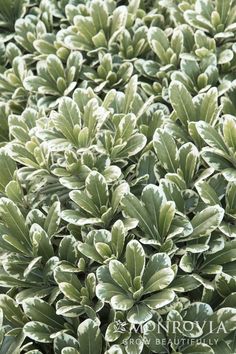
[0,0,236,353]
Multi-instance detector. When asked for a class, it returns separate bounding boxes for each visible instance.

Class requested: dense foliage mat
[1,0,236,353]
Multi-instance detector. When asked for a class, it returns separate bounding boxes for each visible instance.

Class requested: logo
[114,320,227,347]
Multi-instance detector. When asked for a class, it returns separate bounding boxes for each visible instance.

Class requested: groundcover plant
[1,0,236,353]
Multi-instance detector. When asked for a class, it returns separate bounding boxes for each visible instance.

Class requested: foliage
[0,0,236,353]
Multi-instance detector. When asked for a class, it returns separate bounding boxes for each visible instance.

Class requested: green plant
[1,0,236,353]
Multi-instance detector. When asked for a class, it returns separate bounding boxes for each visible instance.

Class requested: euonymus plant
[0,0,236,353]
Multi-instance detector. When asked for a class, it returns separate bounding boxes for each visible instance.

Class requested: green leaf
[195,180,221,205]
[179,142,199,184]
[103,165,121,183]
[143,253,171,280]
[110,6,127,37]
[141,184,163,233]
[0,329,26,354]
[143,289,175,309]
[85,171,109,208]
[59,283,81,302]
[44,201,61,237]
[219,293,236,308]
[0,294,25,326]
[24,76,47,91]
[69,190,99,217]
[158,201,176,239]
[148,27,169,50]
[5,180,23,204]
[94,241,112,259]
[0,150,16,193]
[116,134,146,158]
[148,27,169,63]
[226,182,236,215]
[137,151,156,184]
[31,224,54,262]
[215,272,236,297]
[22,298,64,329]
[153,129,179,173]
[109,260,132,291]
[196,121,229,154]
[121,192,158,241]
[170,275,201,292]
[200,87,219,124]
[53,97,80,144]
[77,319,102,354]
[0,197,31,252]
[47,54,65,81]
[218,49,234,64]
[127,303,152,324]
[78,242,103,263]
[96,282,124,302]
[54,329,79,351]
[184,302,213,321]
[125,240,145,279]
[160,179,185,213]
[116,113,137,140]
[111,220,125,258]
[61,210,101,226]
[190,205,224,239]
[23,321,55,343]
[203,240,236,268]
[9,143,39,168]
[123,75,138,113]
[143,267,175,294]
[110,294,134,310]
[105,322,122,342]
[111,182,130,211]
[219,222,236,238]
[223,115,236,152]
[201,307,236,342]
[169,81,196,126]
[201,148,232,171]
[216,0,231,23]
[91,0,108,32]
